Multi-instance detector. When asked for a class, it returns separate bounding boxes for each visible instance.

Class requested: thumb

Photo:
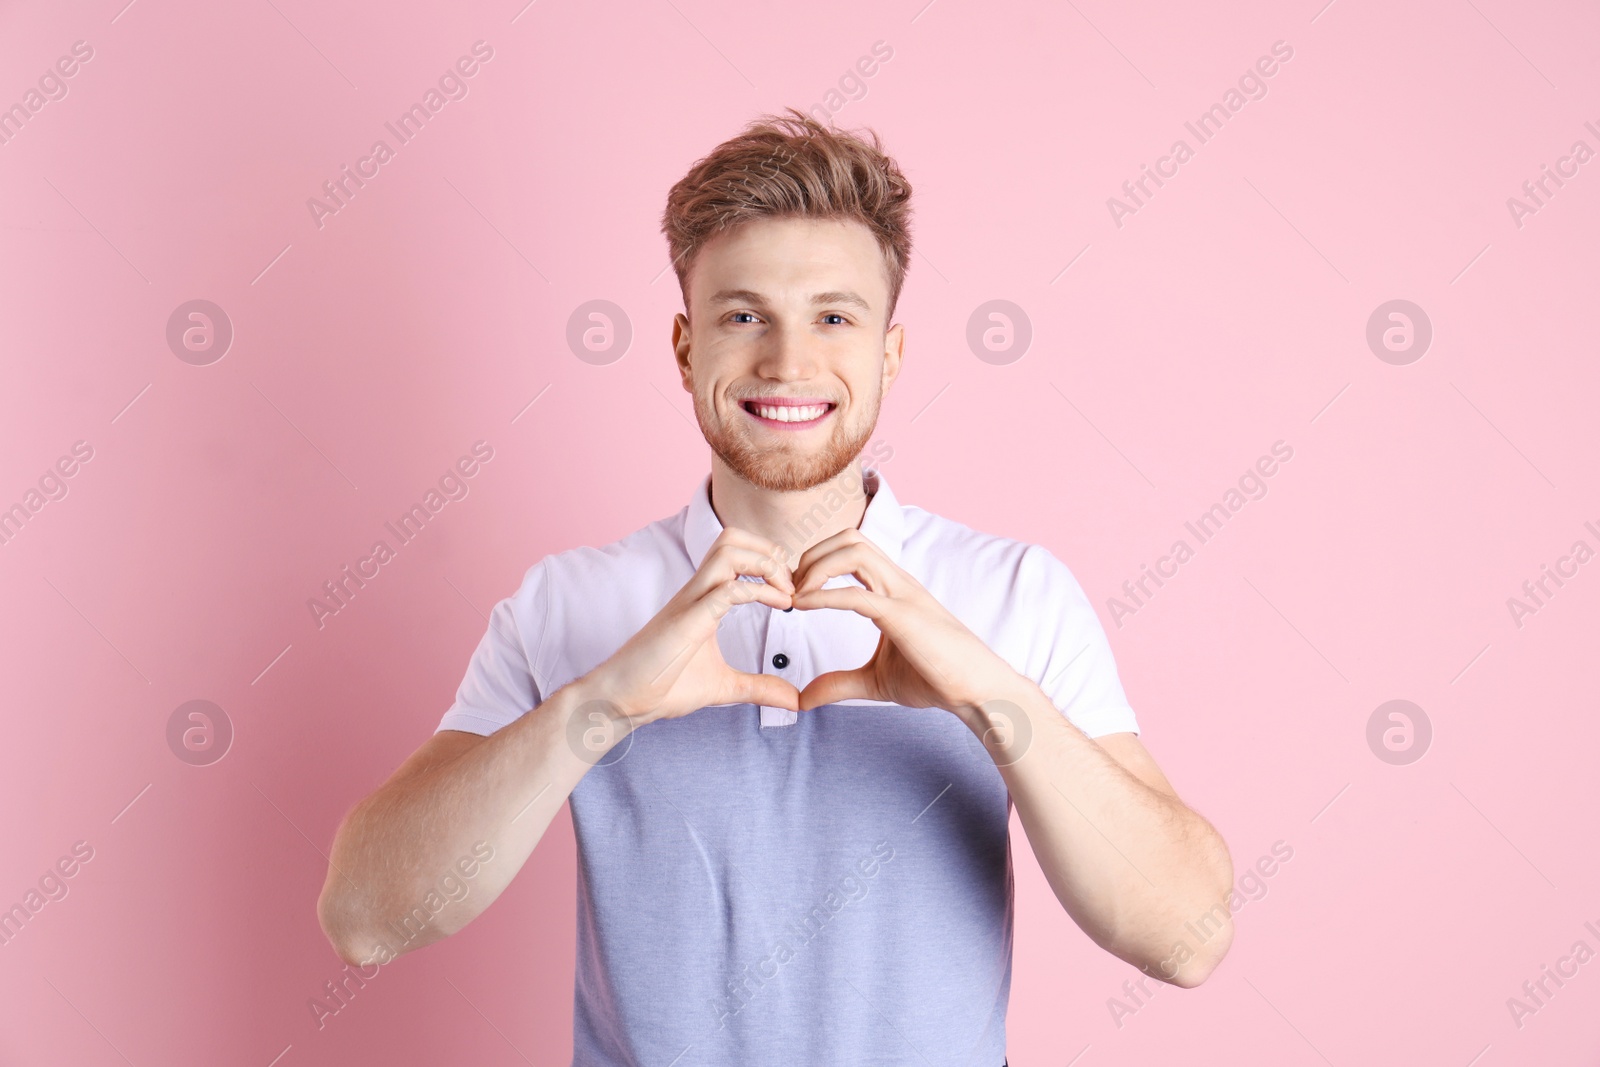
[798,665,880,711]
[721,670,801,711]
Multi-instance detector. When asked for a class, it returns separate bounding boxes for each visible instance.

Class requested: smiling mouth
[740,398,836,428]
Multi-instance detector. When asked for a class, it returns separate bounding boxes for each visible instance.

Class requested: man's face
[673,216,904,493]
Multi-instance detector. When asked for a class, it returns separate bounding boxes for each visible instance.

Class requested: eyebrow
[706,289,873,313]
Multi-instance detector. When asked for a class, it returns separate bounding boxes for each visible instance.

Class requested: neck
[707,456,874,566]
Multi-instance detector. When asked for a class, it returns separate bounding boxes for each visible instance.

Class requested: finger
[697,577,793,625]
[721,532,796,590]
[789,584,888,621]
[793,542,894,597]
[798,666,880,710]
[698,541,793,590]
[720,671,801,710]
[690,543,795,598]
[793,528,871,582]
[711,526,794,574]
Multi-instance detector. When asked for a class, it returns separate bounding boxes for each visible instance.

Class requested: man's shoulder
[898,503,1105,677]
[510,506,693,604]
[486,507,693,690]
[902,504,1124,725]
[900,504,1080,600]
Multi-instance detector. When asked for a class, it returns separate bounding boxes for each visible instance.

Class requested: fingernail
[783,606,793,612]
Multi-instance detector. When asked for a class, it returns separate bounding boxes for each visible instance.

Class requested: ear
[880,321,905,398]
[671,312,693,392]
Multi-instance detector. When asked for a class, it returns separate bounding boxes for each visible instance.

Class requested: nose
[753,320,820,382]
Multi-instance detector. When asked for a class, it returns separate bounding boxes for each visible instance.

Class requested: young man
[317,109,1233,1065]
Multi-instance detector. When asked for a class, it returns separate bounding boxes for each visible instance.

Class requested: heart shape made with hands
[748,530,987,715]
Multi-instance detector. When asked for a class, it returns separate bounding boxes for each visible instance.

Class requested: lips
[740,397,836,428]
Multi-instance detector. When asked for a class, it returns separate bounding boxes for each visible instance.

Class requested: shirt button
[771,653,789,670]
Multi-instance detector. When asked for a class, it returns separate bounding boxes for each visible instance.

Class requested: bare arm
[315,678,602,966]
[316,528,802,967]
[787,529,1235,986]
[967,682,1235,987]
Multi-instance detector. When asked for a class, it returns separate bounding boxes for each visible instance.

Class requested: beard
[693,385,881,493]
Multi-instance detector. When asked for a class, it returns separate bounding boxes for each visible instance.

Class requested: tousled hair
[660,107,914,322]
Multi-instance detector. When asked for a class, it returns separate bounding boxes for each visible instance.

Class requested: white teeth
[753,403,827,423]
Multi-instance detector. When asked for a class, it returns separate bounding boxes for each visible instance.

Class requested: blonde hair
[661,107,914,320]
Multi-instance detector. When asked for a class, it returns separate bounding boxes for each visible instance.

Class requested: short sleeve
[1025,545,1140,739]
[434,560,549,736]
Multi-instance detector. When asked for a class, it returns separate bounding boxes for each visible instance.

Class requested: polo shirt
[436,464,1140,1066]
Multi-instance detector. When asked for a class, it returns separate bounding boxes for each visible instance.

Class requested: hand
[790,528,1022,716]
[580,528,799,725]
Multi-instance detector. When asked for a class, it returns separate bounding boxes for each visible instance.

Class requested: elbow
[1126,883,1236,989]
[317,882,456,967]
[1165,832,1236,987]
[1099,824,1237,988]
[1163,918,1233,987]
[1144,900,1234,989]
[317,885,374,967]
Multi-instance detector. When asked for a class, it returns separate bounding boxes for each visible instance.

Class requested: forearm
[317,678,604,964]
[957,679,1233,985]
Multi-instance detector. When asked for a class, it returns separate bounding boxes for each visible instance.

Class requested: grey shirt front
[437,467,1140,1065]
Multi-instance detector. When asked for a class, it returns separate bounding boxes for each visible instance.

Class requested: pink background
[3,0,1598,1062]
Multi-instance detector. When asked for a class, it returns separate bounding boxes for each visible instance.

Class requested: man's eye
[821,314,848,325]
[730,312,759,324]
